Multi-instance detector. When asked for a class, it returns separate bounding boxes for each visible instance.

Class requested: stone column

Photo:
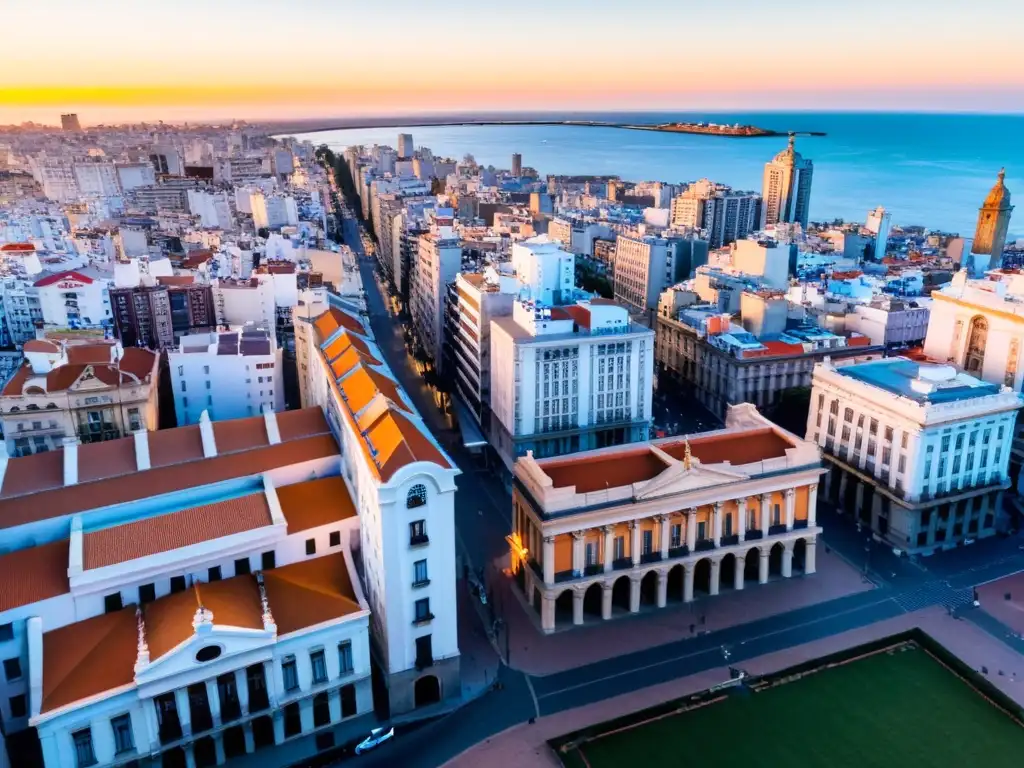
[603,526,614,573]
[542,536,555,584]
[206,679,222,727]
[805,539,817,574]
[236,669,249,716]
[243,722,256,753]
[712,503,723,547]
[572,590,584,625]
[541,595,555,632]
[185,745,198,768]
[658,515,670,559]
[175,688,192,737]
[710,558,721,596]
[272,712,285,745]
[737,498,747,541]
[629,575,641,613]
[601,583,613,619]
[143,700,161,751]
[807,484,818,527]
[629,521,640,566]
[213,733,226,765]
[265,661,279,709]
[657,570,668,607]
[683,565,695,602]
[785,489,796,531]
[734,559,745,590]
[571,531,584,575]
[758,549,770,584]
[686,508,697,551]
[760,493,772,533]
[782,545,794,578]
[328,689,341,723]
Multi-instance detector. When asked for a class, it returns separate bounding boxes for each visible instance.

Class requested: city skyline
[4,0,1024,124]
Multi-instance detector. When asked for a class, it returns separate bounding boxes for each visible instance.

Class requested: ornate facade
[510,404,823,633]
[972,168,1013,259]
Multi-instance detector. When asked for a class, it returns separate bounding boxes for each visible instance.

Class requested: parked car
[355,727,394,755]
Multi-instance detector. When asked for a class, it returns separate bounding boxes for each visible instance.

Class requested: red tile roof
[278,476,358,534]
[23,339,61,354]
[0,539,70,612]
[33,270,95,287]
[0,243,35,252]
[661,428,793,465]
[212,415,270,454]
[82,493,273,570]
[263,553,362,636]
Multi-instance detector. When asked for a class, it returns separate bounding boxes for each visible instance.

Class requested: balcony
[744,529,763,540]
[694,539,716,553]
[583,563,604,576]
[720,534,740,547]
[640,551,662,564]
[412,612,435,627]
[554,570,576,584]
[793,520,809,530]
[612,556,633,571]
[768,524,788,536]
[409,533,429,547]
[667,545,690,559]
[220,694,242,724]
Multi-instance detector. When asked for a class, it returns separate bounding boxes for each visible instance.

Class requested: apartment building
[410,225,461,372]
[512,404,823,632]
[808,358,1022,554]
[110,280,217,350]
[613,234,709,314]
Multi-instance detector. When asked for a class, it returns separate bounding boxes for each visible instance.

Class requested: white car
[355,727,395,755]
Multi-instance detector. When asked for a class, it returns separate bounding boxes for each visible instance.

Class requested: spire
[788,132,796,151]
[683,439,693,471]
[998,167,1006,183]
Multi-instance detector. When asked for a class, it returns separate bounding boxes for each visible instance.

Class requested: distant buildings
[511,404,822,632]
[761,135,813,229]
[410,215,462,372]
[110,279,216,350]
[807,357,1021,554]
[60,113,81,132]
[613,233,709,314]
[865,206,892,260]
[671,180,761,248]
[511,153,522,177]
[398,133,415,160]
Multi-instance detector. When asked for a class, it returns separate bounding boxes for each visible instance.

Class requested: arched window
[407,484,427,509]
[965,316,988,374]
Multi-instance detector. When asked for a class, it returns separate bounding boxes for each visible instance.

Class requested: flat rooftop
[837,359,1001,404]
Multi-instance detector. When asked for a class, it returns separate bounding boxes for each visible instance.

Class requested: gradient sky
[3,0,1023,124]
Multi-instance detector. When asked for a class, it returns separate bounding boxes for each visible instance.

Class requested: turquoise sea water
[290,112,1023,238]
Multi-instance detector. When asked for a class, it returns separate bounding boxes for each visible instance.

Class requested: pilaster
[785,488,796,531]
[572,589,584,625]
[542,536,555,584]
[686,508,697,551]
[807,484,818,527]
[602,526,614,573]
[683,564,695,602]
[601,583,613,619]
[737,497,747,540]
[709,558,721,596]
[656,570,668,607]
[628,575,641,613]
[758,549,769,584]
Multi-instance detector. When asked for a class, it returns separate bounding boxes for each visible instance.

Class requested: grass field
[560,645,1024,768]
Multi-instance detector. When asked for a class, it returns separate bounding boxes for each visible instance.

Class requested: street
[327,193,1024,768]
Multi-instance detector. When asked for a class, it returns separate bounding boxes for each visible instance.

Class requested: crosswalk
[894,580,975,614]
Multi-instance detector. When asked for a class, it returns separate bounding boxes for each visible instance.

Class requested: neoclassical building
[510,404,823,632]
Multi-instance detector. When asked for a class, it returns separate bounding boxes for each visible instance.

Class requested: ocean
[288,112,1023,238]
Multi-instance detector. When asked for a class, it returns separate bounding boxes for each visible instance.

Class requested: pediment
[634,461,749,500]
[135,625,274,685]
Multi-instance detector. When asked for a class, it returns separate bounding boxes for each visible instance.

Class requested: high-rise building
[761,135,813,229]
[613,233,709,313]
[110,281,217,349]
[398,133,415,160]
[60,113,81,132]
[972,168,1013,260]
[410,215,461,371]
[865,206,892,260]
[703,190,761,248]
[511,153,522,177]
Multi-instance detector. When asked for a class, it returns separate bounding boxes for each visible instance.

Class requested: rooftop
[0,539,70,613]
[837,359,1002,404]
[277,475,358,535]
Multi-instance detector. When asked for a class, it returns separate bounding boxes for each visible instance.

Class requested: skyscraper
[865,206,892,260]
[398,133,414,160]
[511,152,522,177]
[972,168,1013,259]
[60,113,82,132]
[761,134,813,229]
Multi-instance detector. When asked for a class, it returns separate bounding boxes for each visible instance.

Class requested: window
[844,407,854,423]
[235,557,251,576]
[329,531,341,547]
[127,407,142,431]
[181,381,187,392]
[305,538,316,556]
[724,514,733,537]
[670,524,682,548]
[613,536,625,560]
[407,484,427,508]
[3,657,21,681]
[111,714,134,755]
[170,576,186,594]
[869,419,878,435]
[585,542,597,566]
[310,649,328,685]
[341,683,358,717]
[414,598,432,623]
[410,520,427,545]
[313,692,331,727]
[697,521,707,540]
[415,635,433,668]
[338,641,354,674]
[642,530,653,555]
[414,559,429,586]
[282,656,299,692]
[9,694,26,718]
[262,551,276,570]
[208,566,222,582]
[139,583,156,604]
[73,728,97,767]
[104,592,123,613]
[884,426,893,442]
[284,702,301,738]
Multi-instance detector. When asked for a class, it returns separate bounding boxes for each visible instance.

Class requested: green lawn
[564,646,1024,768]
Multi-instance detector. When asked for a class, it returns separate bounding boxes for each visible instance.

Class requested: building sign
[56,281,84,290]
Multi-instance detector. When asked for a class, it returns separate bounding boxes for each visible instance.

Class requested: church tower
[972,168,1013,258]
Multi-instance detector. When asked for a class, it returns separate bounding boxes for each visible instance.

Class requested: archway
[639,570,659,606]
[965,316,988,374]
[554,589,574,627]
[583,582,603,618]
[744,548,761,583]
[694,558,712,596]
[719,554,737,591]
[793,538,808,573]
[768,542,785,576]
[611,575,631,612]
[667,565,685,602]
[414,675,441,707]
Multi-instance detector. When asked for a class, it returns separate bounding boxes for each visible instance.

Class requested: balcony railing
[720,534,740,547]
[744,529,764,540]
[554,570,576,583]
[694,539,715,552]
[640,551,662,564]
[409,533,429,547]
[667,544,690,559]
[612,556,632,571]
[768,524,788,536]
[794,520,809,530]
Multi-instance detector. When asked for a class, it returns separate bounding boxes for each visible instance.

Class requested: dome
[983,168,1011,210]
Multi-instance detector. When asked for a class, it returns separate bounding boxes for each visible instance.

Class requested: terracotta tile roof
[324,331,380,368]
[0,450,64,498]
[1,365,31,396]
[1,243,35,252]
[82,493,272,570]
[116,347,159,380]
[563,305,591,330]
[262,553,362,636]
[0,539,70,612]
[588,298,619,306]
[156,275,195,286]
[661,428,793,466]
[362,407,449,482]
[34,270,94,287]
[140,587,196,661]
[543,449,670,493]
[41,607,137,713]
[330,346,377,380]
[277,476,358,534]
[0,433,338,531]
[23,339,61,353]
[66,343,113,366]
[276,407,330,442]
[313,307,366,341]
[212,415,270,454]
[148,425,204,467]
[78,438,138,483]
[339,366,409,415]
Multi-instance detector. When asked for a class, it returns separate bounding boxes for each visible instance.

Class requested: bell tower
[972,168,1013,259]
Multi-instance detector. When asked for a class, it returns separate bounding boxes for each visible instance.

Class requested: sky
[3,0,1024,125]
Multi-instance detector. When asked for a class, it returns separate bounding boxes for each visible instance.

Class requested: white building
[731,239,791,290]
[489,297,655,469]
[72,162,121,198]
[34,269,111,329]
[613,233,709,313]
[397,134,414,160]
[188,190,235,230]
[807,357,1022,554]
[511,235,574,305]
[0,408,376,768]
[169,326,284,425]
[410,226,461,371]
[865,206,892,259]
[213,276,276,329]
[115,164,157,194]
[297,301,462,713]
